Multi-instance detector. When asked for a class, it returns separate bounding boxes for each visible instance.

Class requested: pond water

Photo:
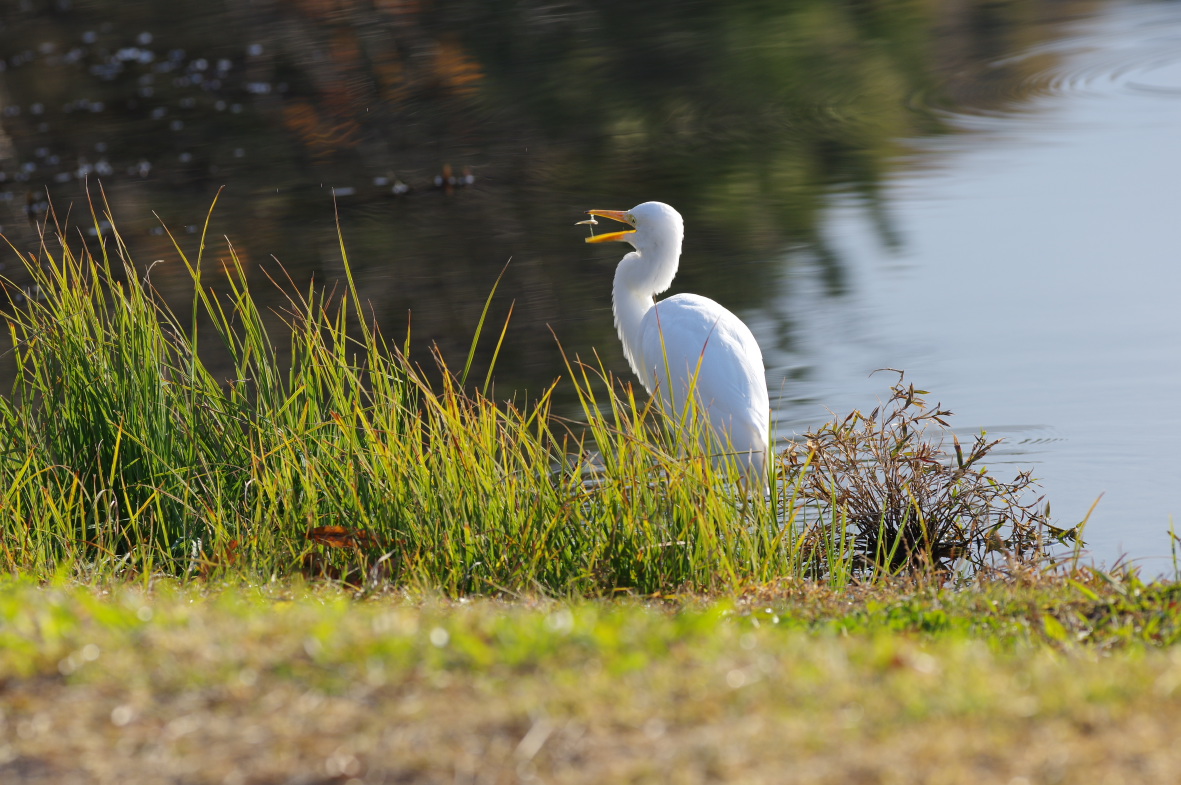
[789,0,1181,570]
[0,0,1177,568]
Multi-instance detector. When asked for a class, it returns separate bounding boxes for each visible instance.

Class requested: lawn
[3,572,1181,784]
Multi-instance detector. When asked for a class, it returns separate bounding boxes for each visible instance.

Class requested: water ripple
[923,5,1181,123]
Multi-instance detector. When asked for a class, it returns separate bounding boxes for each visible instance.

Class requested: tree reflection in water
[0,0,1098,399]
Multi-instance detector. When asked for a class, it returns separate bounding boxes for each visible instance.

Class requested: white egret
[584,201,770,484]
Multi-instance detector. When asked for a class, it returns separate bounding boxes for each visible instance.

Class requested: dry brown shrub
[779,372,1074,576]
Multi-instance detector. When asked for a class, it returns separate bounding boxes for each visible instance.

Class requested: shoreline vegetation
[0,196,1075,590]
[3,200,1180,782]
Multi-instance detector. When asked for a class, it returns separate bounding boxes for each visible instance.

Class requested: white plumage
[584,201,770,484]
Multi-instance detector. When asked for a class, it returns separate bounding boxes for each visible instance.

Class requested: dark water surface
[1,0,1178,567]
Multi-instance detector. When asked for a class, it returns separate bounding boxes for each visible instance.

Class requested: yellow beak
[584,209,635,244]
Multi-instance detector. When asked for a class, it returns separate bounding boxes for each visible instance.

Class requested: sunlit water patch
[769,0,1181,569]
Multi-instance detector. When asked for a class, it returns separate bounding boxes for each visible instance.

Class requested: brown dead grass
[3,577,1181,783]
[6,652,1181,784]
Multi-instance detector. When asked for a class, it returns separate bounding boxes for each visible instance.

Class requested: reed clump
[0,199,1064,591]
[0,198,791,592]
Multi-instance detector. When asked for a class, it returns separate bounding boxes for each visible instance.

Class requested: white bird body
[586,201,770,484]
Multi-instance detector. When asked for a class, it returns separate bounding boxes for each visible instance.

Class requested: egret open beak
[584,209,635,243]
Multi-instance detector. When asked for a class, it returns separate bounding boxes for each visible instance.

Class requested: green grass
[3,571,1181,783]
[0,196,821,593]
[0,196,1074,594]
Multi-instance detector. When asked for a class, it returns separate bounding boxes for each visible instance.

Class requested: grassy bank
[0,197,792,592]
[2,572,1181,783]
[0,197,1059,592]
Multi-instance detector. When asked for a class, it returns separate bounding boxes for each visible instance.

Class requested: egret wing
[637,293,769,460]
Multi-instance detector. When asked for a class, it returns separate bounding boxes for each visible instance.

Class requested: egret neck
[603,215,683,386]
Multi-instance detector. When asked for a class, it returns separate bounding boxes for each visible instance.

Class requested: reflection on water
[793,1,1181,567]
[0,0,1073,382]
[2,0,1177,563]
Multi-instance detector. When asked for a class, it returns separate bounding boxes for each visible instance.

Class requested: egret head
[584,201,684,253]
